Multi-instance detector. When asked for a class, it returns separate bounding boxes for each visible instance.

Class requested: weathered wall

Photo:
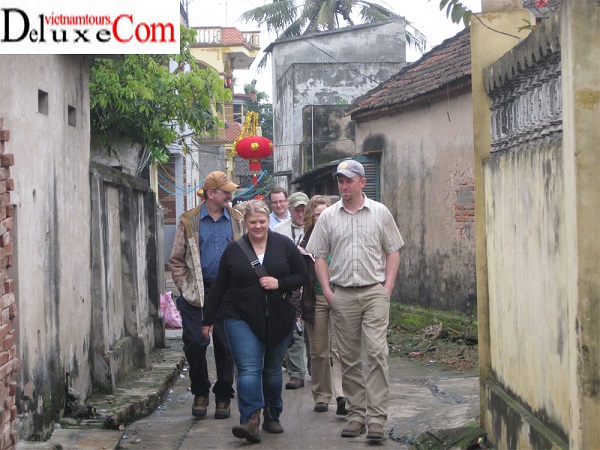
[300,105,355,170]
[90,163,165,394]
[475,3,599,447]
[0,55,92,441]
[0,55,166,444]
[355,91,476,312]
[271,19,407,189]
[270,19,406,77]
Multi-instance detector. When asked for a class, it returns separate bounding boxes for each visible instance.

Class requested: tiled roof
[221,28,247,45]
[224,121,242,142]
[347,29,471,119]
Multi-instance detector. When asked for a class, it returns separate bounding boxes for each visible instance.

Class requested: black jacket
[203,231,307,348]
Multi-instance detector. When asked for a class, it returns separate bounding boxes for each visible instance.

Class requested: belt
[336,283,379,289]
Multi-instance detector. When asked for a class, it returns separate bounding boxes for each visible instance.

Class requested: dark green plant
[90,26,231,163]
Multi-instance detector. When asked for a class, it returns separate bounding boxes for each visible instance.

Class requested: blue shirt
[199,204,233,285]
[269,210,290,230]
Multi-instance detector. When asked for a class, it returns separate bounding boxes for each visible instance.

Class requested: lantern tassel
[252,173,258,186]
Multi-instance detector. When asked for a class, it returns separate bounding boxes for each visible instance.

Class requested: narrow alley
[114,331,480,450]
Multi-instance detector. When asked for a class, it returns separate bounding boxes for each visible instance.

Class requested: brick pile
[0,119,17,450]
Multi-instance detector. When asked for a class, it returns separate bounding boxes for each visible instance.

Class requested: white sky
[185,0,482,98]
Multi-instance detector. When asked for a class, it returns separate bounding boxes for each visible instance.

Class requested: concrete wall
[474,3,599,447]
[0,55,93,440]
[270,19,406,76]
[300,105,356,170]
[270,19,408,189]
[355,90,476,312]
[90,164,165,394]
[0,55,166,443]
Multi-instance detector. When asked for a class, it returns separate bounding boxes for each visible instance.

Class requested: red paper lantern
[235,136,273,185]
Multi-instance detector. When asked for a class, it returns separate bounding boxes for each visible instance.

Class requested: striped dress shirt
[306,195,404,288]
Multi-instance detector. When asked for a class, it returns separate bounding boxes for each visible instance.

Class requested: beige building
[348,30,476,313]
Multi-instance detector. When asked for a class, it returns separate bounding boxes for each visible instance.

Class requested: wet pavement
[18,271,480,449]
[115,331,480,450]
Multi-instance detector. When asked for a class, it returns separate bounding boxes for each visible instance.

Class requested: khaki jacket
[169,201,244,307]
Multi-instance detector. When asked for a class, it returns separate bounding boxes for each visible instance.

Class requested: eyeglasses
[212,189,233,197]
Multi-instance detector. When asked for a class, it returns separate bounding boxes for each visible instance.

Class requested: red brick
[5,179,13,191]
[0,131,10,142]
[8,382,16,396]
[5,205,12,218]
[0,352,8,366]
[10,358,19,373]
[0,294,11,309]
[6,255,12,268]
[7,346,14,361]
[3,395,14,410]
[0,309,8,325]
[3,279,12,293]
[0,155,12,168]
[3,243,12,257]
[0,194,9,208]
[8,303,16,319]
[1,233,9,247]
[10,406,16,421]
[0,362,12,379]
[1,408,10,426]
[0,322,11,341]
[1,218,12,231]
[3,332,15,351]
[0,143,3,156]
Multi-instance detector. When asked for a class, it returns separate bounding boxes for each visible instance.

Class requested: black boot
[232,409,261,443]
[262,407,284,433]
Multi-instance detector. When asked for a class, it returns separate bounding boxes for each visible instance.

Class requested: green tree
[243,80,273,141]
[90,26,231,163]
[240,0,428,68]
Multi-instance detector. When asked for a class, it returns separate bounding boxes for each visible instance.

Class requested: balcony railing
[195,27,260,48]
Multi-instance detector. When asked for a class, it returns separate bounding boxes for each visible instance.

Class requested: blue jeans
[224,319,292,424]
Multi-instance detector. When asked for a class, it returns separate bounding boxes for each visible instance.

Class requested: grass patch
[387,302,479,372]
[389,303,477,334]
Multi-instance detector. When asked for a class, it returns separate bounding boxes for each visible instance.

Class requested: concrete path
[18,270,479,449]
[114,332,480,450]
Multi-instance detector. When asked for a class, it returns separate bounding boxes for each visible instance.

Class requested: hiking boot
[232,409,261,443]
[262,407,284,434]
[313,402,328,412]
[366,423,385,442]
[214,398,231,419]
[285,377,304,390]
[192,395,209,418]
[336,397,348,416]
[341,420,366,438]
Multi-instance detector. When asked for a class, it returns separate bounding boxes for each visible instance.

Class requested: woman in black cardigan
[202,200,307,444]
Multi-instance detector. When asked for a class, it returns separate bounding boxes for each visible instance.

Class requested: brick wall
[455,178,475,240]
[0,119,17,450]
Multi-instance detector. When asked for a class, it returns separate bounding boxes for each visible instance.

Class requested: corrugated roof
[347,29,471,119]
